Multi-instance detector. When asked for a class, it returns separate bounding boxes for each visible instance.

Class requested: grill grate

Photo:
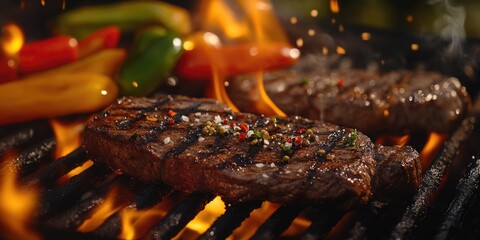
[434,155,480,240]
[389,93,480,240]
[0,97,479,239]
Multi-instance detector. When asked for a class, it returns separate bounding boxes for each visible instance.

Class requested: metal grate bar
[37,163,113,220]
[148,192,215,240]
[251,204,304,240]
[197,201,262,240]
[389,94,480,240]
[1,137,55,178]
[434,155,480,240]
[299,209,343,240]
[44,175,130,231]
[22,148,89,188]
[91,182,173,239]
[0,121,53,156]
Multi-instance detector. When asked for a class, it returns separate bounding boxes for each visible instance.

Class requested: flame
[119,203,167,239]
[375,134,410,146]
[330,0,340,14]
[50,118,85,158]
[200,0,292,116]
[50,118,94,183]
[1,22,24,57]
[253,71,286,116]
[0,154,40,240]
[230,202,278,238]
[230,202,310,239]
[285,217,311,236]
[185,196,225,235]
[420,132,447,172]
[77,186,126,233]
[201,0,250,40]
[212,66,240,113]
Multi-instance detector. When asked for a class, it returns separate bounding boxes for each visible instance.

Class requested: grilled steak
[371,145,421,203]
[228,69,470,134]
[83,95,420,210]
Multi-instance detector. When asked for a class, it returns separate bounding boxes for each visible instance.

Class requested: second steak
[228,69,470,134]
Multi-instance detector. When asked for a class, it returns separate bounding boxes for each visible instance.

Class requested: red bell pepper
[18,35,78,74]
[78,26,120,58]
[0,56,17,84]
[174,32,300,80]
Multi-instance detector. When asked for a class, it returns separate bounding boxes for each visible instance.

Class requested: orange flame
[375,134,410,146]
[118,203,168,239]
[201,0,250,40]
[330,0,340,14]
[1,22,24,57]
[253,71,286,116]
[420,132,447,172]
[200,0,292,116]
[50,118,94,183]
[0,154,40,240]
[77,186,127,233]
[50,118,85,159]
[184,196,225,236]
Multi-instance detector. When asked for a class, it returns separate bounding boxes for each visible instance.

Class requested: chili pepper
[0,56,17,84]
[78,26,120,58]
[55,1,191,39]
[0,72,118,125]
[117,26,183,96]
[29,48,126,79]
[18,36,78,74]
[174,32,300,80]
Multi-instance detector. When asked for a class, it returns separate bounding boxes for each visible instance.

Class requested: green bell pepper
[117,27,183,96]
[56,1,192,39]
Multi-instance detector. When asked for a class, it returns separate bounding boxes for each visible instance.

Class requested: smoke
[428,0,466,56]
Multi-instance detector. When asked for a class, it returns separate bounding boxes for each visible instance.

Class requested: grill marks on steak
[228,69,470,134]
[83,95,380,210]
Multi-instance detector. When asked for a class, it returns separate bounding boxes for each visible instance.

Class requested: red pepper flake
[297,128,306,134]
[230,121,237,128]
[168,109,176,117]
[236,113,244,119]
[239,123,249,132]
[223,119,229,125]
[337,78,345,87]
[168,119,175,125]
[286,138,292,143]
[238,133,247,142]
[294,136,302,146]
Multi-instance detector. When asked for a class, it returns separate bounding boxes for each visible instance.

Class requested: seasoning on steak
[228,69,470,134]
[83,95,420,211]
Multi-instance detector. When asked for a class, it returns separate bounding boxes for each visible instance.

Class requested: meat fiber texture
[83,95,421,211]
[228,69,470,134]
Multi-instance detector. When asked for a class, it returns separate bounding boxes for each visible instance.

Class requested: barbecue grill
[1,1,480,239]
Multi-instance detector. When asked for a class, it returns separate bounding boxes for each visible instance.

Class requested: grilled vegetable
[30,48,126,78]
[174,32,300,80]
[117,26,183,96]
[55,1,192,39]
[18,36,78,74]
[0,56,17,83]
[0,73,118,125]
[78,26,120,58]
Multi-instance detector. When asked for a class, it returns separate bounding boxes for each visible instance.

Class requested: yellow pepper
[27,48,126,79]
[0,73,118,125]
